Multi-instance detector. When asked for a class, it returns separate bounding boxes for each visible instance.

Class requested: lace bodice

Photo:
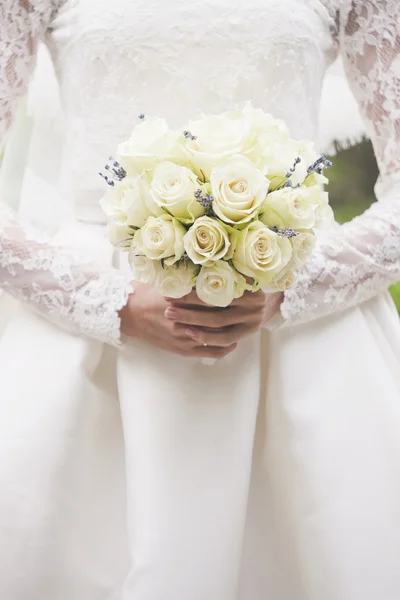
[0,0,399,342]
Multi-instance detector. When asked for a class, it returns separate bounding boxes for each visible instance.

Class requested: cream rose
[304,171,329,188]
[232,221,292,284]
[302,170,334,228]
[196,260,248,307]
[276,268,297,291]
[290,232,316,268]
[106,220,135,251]
[183,110,250,178]
[183,217,232,265]
[156,261,198,298]
[100,175,154,229]
[243,103,290,138]
[260,186,316,230]
[132,214,185,266]
[116,118,186,173]
[308,187,334,228]
[128,252,162,284]
[241,104,290,172]
[315,201,335,229]
[261,139,318,191]
[210,155,269,225]
[264,266,297,292]
[150,161,205,223]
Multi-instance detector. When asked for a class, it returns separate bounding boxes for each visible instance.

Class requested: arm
[268,0,400,328]
[0,0,133,345]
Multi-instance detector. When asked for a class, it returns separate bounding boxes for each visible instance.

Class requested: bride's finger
[165,305,253,328]
[187,343,238,359]
[185,325,248,347]
[229,289,267,308]
[165,290,208,307]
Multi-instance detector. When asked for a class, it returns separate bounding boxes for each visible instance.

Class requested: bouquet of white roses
[100,105,333,307]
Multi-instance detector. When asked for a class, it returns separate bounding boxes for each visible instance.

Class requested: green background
[327,140,400,313]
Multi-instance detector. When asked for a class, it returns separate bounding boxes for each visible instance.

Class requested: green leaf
[199,169,207,184]
[175,216,194,226]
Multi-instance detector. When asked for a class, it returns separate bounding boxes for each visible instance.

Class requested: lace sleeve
[269,0,400,329]
[0,0,133,345]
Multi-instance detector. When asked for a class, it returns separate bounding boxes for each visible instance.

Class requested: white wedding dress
[1,1,400,598]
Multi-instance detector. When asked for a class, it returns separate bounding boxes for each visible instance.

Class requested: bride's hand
[164,289,283,347]
[119,283,238,359]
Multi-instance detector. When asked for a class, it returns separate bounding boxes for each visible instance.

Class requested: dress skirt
[1,221,400,600]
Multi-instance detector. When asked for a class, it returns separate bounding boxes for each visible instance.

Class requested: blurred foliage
[327,141,400,313]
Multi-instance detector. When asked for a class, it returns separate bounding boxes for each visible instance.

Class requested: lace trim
[0,0,132,346]
[0,204,133,345]
[271,0,400,327]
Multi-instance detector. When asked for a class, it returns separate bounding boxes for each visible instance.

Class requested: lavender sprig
[276,157,302,190]
[270,226,298,239]
[195,188,214,215]
[277,180,302,190]
[307,155,332,176]
[285,156,302,179]
[183,130,198,141]
[276,154,331,191]
[99,157,127,187]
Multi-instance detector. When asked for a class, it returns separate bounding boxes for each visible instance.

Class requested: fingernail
[165,307,178,320]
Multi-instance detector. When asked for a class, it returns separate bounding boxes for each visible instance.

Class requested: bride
[1,1,400,598]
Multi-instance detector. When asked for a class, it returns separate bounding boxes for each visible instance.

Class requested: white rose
[117,118,186,173]
[304,171,329,188]
[196,260,248,307]
[291,142,320,185]
[232,221,292,284]
[262,139,318,191]
[156,261,198,298]
[241,104,290,172]
[150,161,205,223]
[183,110,250,178]
[260,186,316,230]
[315,201,335,228]
[225,105,321,191]
[256,133,298,189]
[302,170,334,228]
[276,268,297,291]
[128,252,162,284]
[184,217,232,265]
[308,187,335,228]
[290,232,316,268]
[243,103,290,138]
[263,266,297,292]
[100,175,154,228]
[132,214,186,266]
[106,220,134,251]
[210,155,269,225]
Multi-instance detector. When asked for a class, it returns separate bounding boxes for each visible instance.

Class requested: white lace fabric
[0,0,399,342]
[0,0,133,346]
[275,0,400,327]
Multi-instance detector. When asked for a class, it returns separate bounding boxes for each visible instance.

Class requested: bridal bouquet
[100,105,333,307]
